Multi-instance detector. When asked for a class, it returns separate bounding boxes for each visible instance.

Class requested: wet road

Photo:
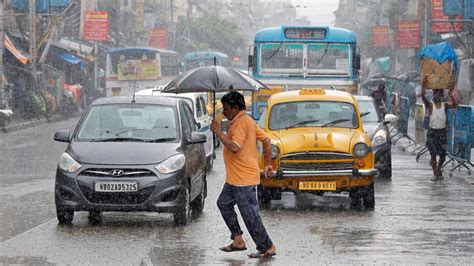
[0,118,473,264]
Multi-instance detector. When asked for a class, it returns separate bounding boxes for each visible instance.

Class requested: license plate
[299,181,336,191]
[94,182,138,192]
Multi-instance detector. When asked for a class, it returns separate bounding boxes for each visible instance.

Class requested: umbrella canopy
[161,65,267,93]
[361,77,389,88]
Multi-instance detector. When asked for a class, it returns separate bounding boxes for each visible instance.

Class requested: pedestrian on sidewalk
[210,91,277,259]
[421,77,458,181]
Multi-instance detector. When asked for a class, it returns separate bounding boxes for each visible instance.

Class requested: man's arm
[420,77,432,113]
[261,138,273,178]
[211,120,241,153]
[445,84,459,109]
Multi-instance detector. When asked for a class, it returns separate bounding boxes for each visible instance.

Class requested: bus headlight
[353,143,369,158]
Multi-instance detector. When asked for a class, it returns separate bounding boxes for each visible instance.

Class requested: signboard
[135,0,145,32]
[432,0,463,33]
[83,11,109,41]
[447,106,474,160]
[117,60,160,81]
[148,28,167,49]
[397,19,420,49]
[371,26,390,48]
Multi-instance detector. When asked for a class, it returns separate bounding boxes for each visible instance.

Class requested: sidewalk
[0,112,81,133]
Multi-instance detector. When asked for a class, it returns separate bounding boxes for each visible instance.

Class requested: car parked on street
[257,88,378,209]
[355,95,397,179]
[53,96,207,225]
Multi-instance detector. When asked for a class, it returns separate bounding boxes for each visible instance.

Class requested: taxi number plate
[95,182,138,192]
[299,181,336,191]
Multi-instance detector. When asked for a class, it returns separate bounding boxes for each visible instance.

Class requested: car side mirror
[54,130,71,143]
[196,122,202,130]
[384,114,398,124]
[188,132,207,144]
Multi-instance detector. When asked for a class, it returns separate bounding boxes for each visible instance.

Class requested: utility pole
[29,0,36,77]
[0,0,4,109]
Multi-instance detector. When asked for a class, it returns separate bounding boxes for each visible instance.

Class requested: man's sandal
[248,250,276,258]
[219,243,247,252]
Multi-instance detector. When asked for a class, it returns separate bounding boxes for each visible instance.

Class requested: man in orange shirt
[211,91,276,258]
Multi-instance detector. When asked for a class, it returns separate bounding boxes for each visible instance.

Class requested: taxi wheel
[88,211,102,225]
[257,185,271,208]
[362,183,375,210]
[174,184,191,225]
[206,155,214,171]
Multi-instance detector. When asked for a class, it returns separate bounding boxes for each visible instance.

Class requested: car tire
[378,154,392,179]
[88,211,102,225]
[362,183,375,210]
[191,177,206,213]
[206,154,214,172]
[56,207,74,225]
[213,134,220,149]
[174,184,191,225]
[257,185,271,208]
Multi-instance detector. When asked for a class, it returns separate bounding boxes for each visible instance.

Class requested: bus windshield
[260,43,350,76]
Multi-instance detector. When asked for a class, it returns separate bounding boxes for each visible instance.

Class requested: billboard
[148,28,167,49]
[432,0,463,33]
[83,11,109,41]
[397,19,420,49]
[372,26,390,48]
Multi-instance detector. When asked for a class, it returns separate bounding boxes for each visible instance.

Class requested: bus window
[260,43,303,72]
[307,44,350,74]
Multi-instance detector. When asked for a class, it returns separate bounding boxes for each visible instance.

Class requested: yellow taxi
[257,88,378,209]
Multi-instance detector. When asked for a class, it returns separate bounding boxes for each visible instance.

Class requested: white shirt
[429,102,446,129]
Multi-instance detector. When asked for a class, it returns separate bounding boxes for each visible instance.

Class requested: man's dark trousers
[217,183,273,252]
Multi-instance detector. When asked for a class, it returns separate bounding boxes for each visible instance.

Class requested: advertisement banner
[117,59,160,81]
[148,28,167,49]
[371,26,390,48]
[432,0,463,33]
[397,19,420,49]
[83,11,109,41]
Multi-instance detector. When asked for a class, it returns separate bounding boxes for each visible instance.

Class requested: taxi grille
[79,186,154,204]
[280,152,354,171]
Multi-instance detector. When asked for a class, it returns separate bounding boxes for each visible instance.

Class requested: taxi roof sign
[299,88,326,95]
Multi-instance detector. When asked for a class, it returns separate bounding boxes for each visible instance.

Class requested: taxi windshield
[269,101,358,130]
[76,104,179,142]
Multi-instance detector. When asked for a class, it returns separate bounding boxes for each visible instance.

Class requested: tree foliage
[174,15,245,58]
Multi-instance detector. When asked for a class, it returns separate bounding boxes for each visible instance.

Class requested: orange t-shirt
[223,111,268,186]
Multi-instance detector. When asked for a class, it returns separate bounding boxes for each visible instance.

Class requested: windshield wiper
[321,119,350,128]
[284,119,320,129]
[264,43,283,62]
[360,112,370,117]
[312,43,329,67]
[92,137,147,142]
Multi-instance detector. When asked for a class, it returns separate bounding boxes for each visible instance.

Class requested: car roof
[135,88,208,99]
[268,89,357,106]
[353,95,374,101]
[91,95,179,106]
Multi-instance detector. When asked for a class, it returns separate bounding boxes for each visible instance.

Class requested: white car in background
[136,88,215,170]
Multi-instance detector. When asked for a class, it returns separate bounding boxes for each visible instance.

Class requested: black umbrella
[162,65,267,118]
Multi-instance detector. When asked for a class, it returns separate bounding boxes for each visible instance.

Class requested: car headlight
[155,154,185,174]
[58,153,81,173]
[271,144,280,159]
[353,143,369,158]
[372,130,387,147]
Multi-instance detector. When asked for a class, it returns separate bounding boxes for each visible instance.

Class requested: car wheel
[56,207,74,225]
[88,211,102,225]
[174,184,191,225]
[191,177,206,213]
[257,185,271,208]
[378,154,392,179]
[362,183,375,210]
[206,154,214,171]
[349,189,362,210]
[213,134,220,148]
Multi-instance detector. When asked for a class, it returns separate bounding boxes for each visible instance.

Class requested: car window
[269,101,358,130]
[199,97,208,116]
[257,108,267,128]
[76,104,178,142]
[196,97,203,118]
[180,102,196,139]
[358,100,381,123]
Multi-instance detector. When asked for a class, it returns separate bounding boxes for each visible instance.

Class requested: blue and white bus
[249,26,361,120]
[184,51,230,71]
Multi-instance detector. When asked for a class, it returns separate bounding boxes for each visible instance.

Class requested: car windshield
[358,100,381,123]
[268,101,358,130]
[76,104,179,142]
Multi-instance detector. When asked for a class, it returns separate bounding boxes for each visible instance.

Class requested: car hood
[67,141,179,165]
[270,128,357,154]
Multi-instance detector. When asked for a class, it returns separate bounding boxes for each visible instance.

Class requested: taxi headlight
[353,143,369,158]
[271,144,280,159]
[155,154,185,174]
[372,130,387,147]
[58,153,82,173]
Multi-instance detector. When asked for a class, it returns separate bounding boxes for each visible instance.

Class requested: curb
[1,112,81,133]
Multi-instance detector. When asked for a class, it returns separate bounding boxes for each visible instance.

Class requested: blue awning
[56,51,86,69]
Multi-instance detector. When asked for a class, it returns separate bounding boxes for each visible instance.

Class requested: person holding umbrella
[211,91,277,258]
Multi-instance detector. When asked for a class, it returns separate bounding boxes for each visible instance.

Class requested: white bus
[105,47,180,96]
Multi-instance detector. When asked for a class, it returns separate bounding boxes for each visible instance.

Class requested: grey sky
[291,0,340,26]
